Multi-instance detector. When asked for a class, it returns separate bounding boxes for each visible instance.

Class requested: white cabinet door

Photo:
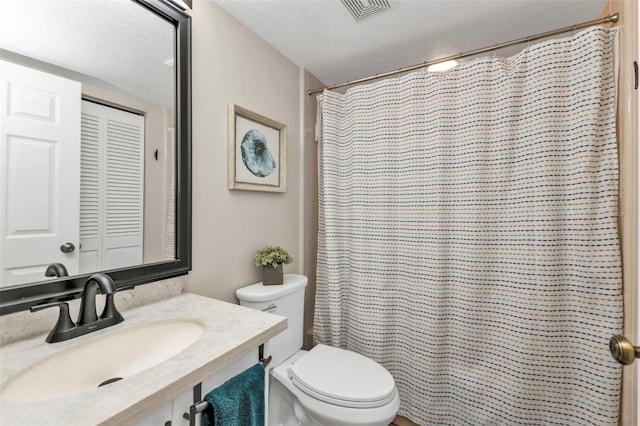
[0,60,81,285]
[132,400,172,426]
[172,386,195,426]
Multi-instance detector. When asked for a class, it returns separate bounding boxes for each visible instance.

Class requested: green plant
[255,245,293,269]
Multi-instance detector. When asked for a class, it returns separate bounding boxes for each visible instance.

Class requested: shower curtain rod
[308,13,619,95]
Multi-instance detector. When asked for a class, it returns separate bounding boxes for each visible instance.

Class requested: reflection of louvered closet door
[80,100,144,273]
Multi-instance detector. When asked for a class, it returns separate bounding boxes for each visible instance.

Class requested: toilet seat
[287,344,396,409]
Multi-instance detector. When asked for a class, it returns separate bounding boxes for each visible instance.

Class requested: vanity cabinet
[134,348,261,426]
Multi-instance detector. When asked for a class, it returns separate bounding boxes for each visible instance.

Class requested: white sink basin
[0,318,205,403]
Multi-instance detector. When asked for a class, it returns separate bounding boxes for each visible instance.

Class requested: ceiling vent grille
[341,0,391,21]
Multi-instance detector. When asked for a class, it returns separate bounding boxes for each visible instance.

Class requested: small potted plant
[255,245,293,285]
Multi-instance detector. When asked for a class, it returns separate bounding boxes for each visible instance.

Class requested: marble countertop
[0,293,287,425]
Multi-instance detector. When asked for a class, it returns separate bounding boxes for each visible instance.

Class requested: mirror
[0,0,192,314]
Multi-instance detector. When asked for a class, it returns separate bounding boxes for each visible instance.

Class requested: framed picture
[228,104,287,192]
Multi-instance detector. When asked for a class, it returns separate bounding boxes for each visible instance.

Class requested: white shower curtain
[315,27,622,425]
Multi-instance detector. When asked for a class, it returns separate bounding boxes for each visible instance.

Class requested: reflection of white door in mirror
[79,100,144,273]
[0,60,81,286]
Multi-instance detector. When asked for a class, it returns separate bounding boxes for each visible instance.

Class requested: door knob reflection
[45,263,68,278]
[60,242,75,253]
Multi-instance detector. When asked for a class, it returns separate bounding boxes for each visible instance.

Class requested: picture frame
[228,104,287,192]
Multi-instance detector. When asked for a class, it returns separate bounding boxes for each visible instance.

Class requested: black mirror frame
[0,0,192,315]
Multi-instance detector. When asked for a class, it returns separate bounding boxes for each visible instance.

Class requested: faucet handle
[30,302,76,343]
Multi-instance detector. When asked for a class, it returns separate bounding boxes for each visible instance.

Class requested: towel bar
[258,343,272,368]
[182,344,270,426]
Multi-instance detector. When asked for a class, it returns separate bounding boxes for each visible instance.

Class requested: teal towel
[201,363,265,426]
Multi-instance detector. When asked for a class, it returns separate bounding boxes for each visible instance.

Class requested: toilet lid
[287,344,396,409]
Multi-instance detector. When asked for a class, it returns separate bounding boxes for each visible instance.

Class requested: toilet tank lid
[236,274,308,302]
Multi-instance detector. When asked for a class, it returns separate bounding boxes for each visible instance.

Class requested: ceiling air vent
[341,0,391,21]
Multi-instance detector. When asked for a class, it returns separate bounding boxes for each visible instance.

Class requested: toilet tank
[236,274,307,367]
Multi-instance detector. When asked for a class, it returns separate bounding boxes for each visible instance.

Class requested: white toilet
[236,274,400,426]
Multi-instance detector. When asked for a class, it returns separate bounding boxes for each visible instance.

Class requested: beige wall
[187,0,302,303]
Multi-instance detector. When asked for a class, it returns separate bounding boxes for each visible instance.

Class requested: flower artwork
[241,129,276,178]
[228,105,287,192]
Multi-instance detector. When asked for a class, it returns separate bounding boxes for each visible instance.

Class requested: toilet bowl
[270,347,400,426]
[236,274,400,426]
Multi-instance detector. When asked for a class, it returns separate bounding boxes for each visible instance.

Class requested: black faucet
[30,273,124,343]
[77,273,123,325]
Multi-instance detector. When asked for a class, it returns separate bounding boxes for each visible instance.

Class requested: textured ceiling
[0,0,608,102]
[0,0,175,109]
[215,0,607,88]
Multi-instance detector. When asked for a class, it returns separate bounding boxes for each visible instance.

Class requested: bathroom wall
[187,0,303,303]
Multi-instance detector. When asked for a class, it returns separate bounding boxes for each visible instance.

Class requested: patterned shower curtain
[315,27,622,425]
